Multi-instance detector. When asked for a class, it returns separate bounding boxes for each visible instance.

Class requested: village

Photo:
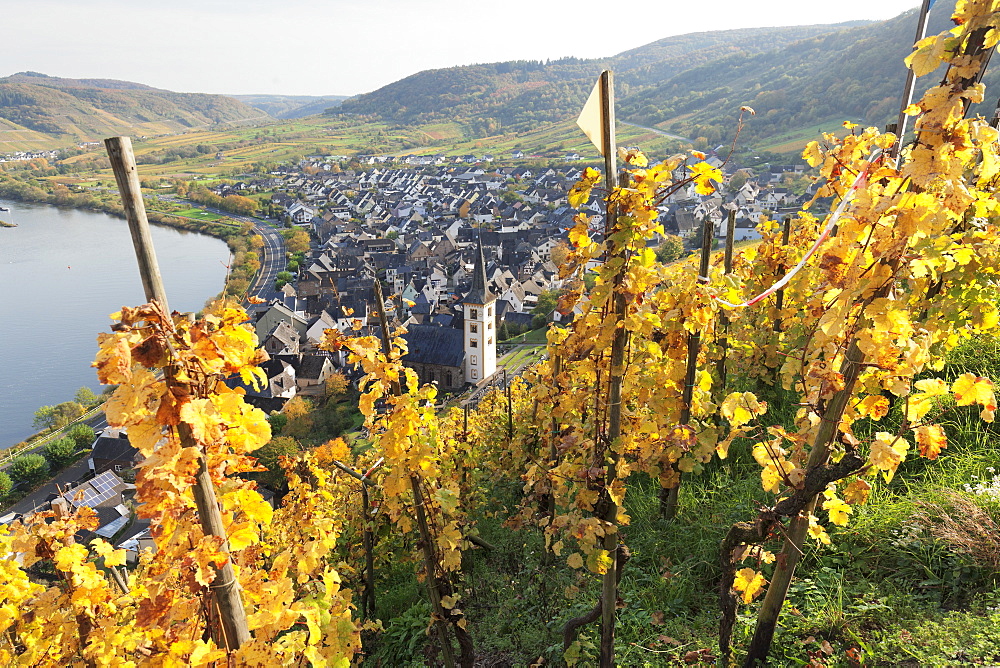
[1,147,815,568]
[226,150,814,401]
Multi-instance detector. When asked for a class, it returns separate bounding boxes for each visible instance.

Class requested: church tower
[461,241,496,384]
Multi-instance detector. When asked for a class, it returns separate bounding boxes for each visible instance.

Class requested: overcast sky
[6,0,922,97]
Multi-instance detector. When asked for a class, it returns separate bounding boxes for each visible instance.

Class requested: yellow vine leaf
[732,568,767,604]
[807,514,831,545]
[721,392,767,427]
[952,373,997,422]
[690,162,722,195]
[906,378,950,421]
[92,539,127,568]
[856,395,889,420]
[914,423,948,460]
[868,432,909,482]
[905,34,946,77]
[567,553,584,570]
[843,479,872,505]
[822,490,852,527]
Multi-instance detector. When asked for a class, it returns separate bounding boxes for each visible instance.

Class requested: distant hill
[327,6,993,154]
[0,72,269,150]
[234,94,350,119]
[329,24,868,136]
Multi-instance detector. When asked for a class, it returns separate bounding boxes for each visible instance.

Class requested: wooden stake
[661,212,713,520]
[105,136,251,651]
[890,0,933,160]
[597,70,624,668]
[772,217,792,335]
[715,209,736,390]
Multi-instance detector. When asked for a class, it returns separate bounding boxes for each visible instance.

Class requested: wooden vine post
[594,69,626,667]
[715,209,737,388]
[371,277,472,668]
[661,207,714,520]
[735,6,1000,662]
[104,136,251,651]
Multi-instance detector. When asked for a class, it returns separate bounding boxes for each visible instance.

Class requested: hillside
[0,72,269,151]
[325,6,987,154]
[331,24,857,137]
[233,94,350,119]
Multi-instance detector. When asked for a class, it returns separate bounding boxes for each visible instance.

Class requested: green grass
[174,207,224,221]
[356,336,1000,666]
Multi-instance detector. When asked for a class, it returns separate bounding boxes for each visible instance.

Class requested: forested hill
[329,23,857,135]
[0,72,269,148]
[328,4,991,152]
[233,94,351,119]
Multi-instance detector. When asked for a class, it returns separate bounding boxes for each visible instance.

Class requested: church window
[471,355,478,365]
[472,369,478,380]
[487,322,492,330]
[488,337,493,345]
[488,307,492,317]
[470,339,478,348]
[471,308,479,319]
[470,323,478,333]
[446,372,453,386]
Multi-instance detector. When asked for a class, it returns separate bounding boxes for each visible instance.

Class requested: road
[190,203,287,305]
[152,194,287,306]
[3,457,93,517]
[620,120,693,145]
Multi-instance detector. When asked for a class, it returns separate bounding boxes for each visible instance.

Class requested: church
[401,242,497,392]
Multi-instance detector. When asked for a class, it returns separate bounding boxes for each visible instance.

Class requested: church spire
[462,236,493,305]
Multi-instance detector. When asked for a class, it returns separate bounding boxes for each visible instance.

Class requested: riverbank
[0,175,258,298]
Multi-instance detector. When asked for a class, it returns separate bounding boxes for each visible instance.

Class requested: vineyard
[4,1,1000,666]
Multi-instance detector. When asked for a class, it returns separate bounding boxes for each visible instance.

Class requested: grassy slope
[367,337,1000,666]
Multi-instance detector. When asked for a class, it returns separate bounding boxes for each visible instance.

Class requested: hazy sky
[6,0,922,97]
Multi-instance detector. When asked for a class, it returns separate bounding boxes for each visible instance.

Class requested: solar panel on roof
[95,515,129,538]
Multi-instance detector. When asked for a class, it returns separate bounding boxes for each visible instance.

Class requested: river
[0,198,231,447]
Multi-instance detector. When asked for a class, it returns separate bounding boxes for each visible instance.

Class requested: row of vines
[3,1,1000,665]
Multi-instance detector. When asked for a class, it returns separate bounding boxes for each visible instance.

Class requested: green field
[174,208,224,221]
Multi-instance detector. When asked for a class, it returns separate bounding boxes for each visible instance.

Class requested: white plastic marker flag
[577,77,604,155]
[713,149,885,309]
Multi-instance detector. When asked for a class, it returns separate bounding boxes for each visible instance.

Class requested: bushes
[68,423,96,449]
[8,454,49,486]
[0,471,11,498]
[44,437,77,468]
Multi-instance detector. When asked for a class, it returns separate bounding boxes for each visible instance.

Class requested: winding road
[620,120,693,145]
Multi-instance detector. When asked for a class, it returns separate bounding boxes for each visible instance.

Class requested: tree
[282,228,311,254]
[655,235,684,264]
[33,401,84,431]
[325,372,350,401]
[0,471,11,498]
[249,436,300,490]
[74,386,99,408]
[68,423,96,449]
[727,169,749,191]
[8,454,49,486]
[281,396,315,439]
[532,289,560,317]
[44,437,77,468]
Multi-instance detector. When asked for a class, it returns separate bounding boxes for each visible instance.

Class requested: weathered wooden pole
[715,209,736,393]
[772,216,792,335]
[662,211,714,520]
[596,69,626,668]
[104,136,251,651]
[890,0,933,159]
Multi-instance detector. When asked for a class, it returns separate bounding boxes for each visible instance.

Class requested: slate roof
[91,433,139,470]
[402,325,465,368]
